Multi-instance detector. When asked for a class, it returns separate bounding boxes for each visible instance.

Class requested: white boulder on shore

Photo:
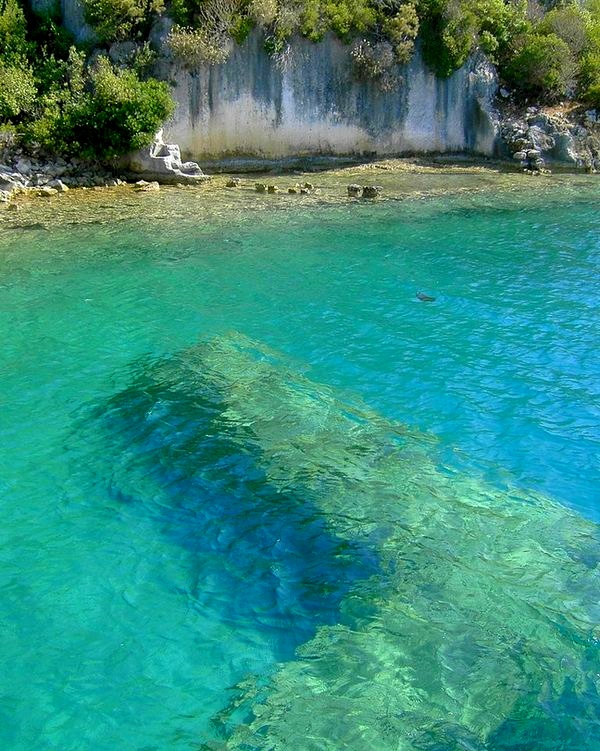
[122,130,210,185]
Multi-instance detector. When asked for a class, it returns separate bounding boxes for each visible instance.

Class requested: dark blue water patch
[77,350,381,662]
[487,677,600,751]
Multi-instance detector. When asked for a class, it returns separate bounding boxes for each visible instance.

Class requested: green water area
[1,165,599,750]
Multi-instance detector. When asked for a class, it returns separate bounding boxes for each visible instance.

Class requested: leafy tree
[72,56,174,157]
[83,0,165,43]
[584,81,600,107]
[0,60,36,120]
[300,0,376,42]
[0,0,31,62]
[538,3,589,56]
[382,3,419,63]
[504,32,576,99]
[24,52,174,159]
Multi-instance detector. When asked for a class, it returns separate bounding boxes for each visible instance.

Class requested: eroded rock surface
[124,130,211,185]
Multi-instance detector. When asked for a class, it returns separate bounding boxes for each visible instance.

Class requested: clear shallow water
[0,174,599,750]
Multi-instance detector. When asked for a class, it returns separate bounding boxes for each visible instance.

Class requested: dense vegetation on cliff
[168,0,600,103]
[1,0,599,159]
[0,0,173,158]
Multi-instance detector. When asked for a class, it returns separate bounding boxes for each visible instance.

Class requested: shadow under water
[81,332,600,750]
[75,341,382,729]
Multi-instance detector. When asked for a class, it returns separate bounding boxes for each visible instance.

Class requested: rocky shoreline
[500,105,600,173]
[0,130,211,205]
[2,105,599,207]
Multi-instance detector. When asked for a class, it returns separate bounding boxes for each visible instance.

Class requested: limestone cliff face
[163,32,500,162]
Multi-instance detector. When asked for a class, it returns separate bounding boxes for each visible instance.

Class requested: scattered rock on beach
[226,178,241,187]
[38,187,58,197]
[49,179,69,192]
[363,185,383,198]
[134,180,160,192]
[347,184,362,197]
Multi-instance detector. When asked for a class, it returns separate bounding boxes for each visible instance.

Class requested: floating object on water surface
[416,291,436,302]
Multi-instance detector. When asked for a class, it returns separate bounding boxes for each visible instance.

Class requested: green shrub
[263,32,287,54]
[24,54,174,159]
[249,0,277,27]
[83,0,165,42]
[170,0,194,25]
[504,32,575,100]
[580,49,600,89]
[326,0,376,40]
[583,80,600,107]
[130,41,158,76]
[300,0,376,43]
[418,0,531,77]
[83,57,174,155]
[578,0,600,93]
[350,38,399,90]
[0,0,31,62]
[382,3,419,64]
[420,0,478,77]
[230,12,254,43]
[0,59,36,120]
[477,0,529,61]
[538,4,588,56]
[168,24,232,64]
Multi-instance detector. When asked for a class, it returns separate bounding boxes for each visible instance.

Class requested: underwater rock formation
[91,332,600,750]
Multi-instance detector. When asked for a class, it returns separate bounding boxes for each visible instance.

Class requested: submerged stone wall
[163,32,500,162]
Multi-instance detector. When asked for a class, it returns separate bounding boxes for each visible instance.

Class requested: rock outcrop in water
[92,332,600,751]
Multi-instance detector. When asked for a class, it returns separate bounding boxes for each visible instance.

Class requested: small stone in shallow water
[288,187,298,194]
[134,180,160,192]
[363,185,383,198]
[347,184,362,197]
[226,178,241,187]
[267,185,279,194]
[304,182,314,189]
[255,183,267,193]
[38,187,58,197]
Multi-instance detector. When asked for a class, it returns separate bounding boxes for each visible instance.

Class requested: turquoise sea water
[1,175,599,750]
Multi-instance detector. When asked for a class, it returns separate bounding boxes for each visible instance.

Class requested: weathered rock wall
[30,0,95,42]
[500,106,600,170]
[161,32,500,162]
